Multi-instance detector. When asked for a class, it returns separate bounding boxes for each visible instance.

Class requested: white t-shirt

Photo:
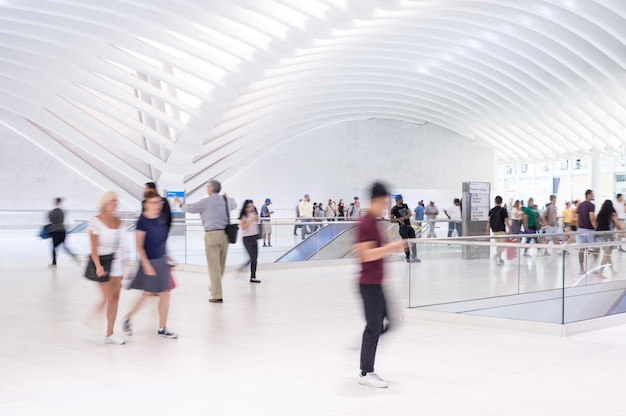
[615,200,626,220]
[88,217,124,276]
[88,217,123,256]
[446,205,461,220]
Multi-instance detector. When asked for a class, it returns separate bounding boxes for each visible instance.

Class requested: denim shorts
[577,228,595,244]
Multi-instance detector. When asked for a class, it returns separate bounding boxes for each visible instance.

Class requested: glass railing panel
[407,229,626,326]
[563,230,626,324]
[408,235,524,310]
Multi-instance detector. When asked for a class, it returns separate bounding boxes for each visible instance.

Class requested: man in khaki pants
[177,180,237,303]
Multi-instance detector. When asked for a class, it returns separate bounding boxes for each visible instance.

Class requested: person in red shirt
[355,182,407,388]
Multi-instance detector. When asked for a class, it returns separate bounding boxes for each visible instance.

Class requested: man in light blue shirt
[413,201,425,226]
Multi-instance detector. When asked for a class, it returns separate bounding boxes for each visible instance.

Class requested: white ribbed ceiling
[1,0,624,199]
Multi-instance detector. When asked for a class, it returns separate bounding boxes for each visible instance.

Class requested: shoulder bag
[39,223,53,239]
[224,196,238,244]
[84,223,120,282]
[84,253,115,282]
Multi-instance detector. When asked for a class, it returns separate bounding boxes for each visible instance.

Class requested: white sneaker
[358,372,389,388]
[104,334,125,345]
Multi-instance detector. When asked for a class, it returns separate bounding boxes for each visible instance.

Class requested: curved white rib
[0,0,623,198]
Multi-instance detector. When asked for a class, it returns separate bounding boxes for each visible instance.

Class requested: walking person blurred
[577,190,597,275]
[562,201,575,249]
[85,192,125,345]
[293,199,302,235]
[510,200,523,236]
[596,199,623,278]
[487,195,510,265]
[144,182,172,231]
[123,190,177,339]
[522,197,542,256]
[325,199,337,221]
[425,201,439,238]
[615,194,626,252]
[337,199,346,220]
[317,202,326,228]
[541,195,560,255]
[355,182,407,388]
[239,200,262,283]
[47,197,76,267]
[299,194,314,240]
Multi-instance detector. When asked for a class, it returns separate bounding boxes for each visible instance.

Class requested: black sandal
[249,278,261,283]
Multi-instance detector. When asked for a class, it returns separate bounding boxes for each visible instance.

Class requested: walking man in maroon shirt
[354,182,406,388]
[577,189,598,274]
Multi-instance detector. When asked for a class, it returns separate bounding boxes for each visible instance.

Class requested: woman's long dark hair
[239,199,253,220]
[597,199,615,225]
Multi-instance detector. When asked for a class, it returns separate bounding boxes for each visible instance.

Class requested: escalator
[275,220,398,262]
[275,222,356,262]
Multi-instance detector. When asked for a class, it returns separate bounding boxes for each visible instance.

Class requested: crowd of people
[488,190,626,276]
[37,180,404,389]
[290,194,462,243]
[292,195,362,239]
[41,182,626,389]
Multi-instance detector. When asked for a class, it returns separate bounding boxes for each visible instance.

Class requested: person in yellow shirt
[562,201,576,248]
[570,200,579,230]
[561,201,574,249]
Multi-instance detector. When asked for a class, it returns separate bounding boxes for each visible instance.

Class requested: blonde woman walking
[86,191,125,345]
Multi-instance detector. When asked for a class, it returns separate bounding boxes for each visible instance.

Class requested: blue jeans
[448,222,462,237]
[301,218,313,240]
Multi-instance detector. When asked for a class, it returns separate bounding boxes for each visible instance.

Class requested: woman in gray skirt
[123,190,177,339]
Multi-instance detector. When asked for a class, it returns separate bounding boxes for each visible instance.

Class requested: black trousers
[399,225,417,258]
[242,235,258,278]
[523,228,538,252]
[50,230,66,265]
[359,283,388,374]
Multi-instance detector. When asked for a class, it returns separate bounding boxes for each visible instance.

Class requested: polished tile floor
[2,234,626,415]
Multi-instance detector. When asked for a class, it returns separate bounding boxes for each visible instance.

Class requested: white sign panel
[471,194,489,208]
[469,182,490,193]
[471,206,489,221]
[468,181,490,222]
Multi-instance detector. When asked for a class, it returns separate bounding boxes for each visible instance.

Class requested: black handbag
[84,253,115,282]
[224,196,238,244]
[225,224,238,244]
